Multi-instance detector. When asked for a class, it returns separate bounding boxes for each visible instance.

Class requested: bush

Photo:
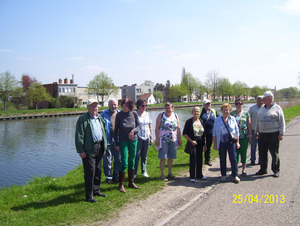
[58,95,76,108]
[48,97,58,108]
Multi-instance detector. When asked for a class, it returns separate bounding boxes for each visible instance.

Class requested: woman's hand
[213,143,217,150]
[155,139,160,147]
[150,137,153,145]
[204,143,207,152]
[249,136,253,144]
[191,140,197,146]
[128,130,134,140]
[236,142,241,149]
[115,146,120,152]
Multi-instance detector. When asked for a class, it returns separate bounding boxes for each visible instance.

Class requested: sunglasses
[141,105,147,107]
[235,103,242,106]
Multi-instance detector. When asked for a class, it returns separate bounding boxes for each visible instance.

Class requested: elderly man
[255,91,285,177]
[248,95,263,165]
[75,99,107,203]
[101,99,121,184]
[199,100,219,166]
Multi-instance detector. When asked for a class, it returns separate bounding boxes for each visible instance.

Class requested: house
[121,84,153,103]
[138,93,156,105]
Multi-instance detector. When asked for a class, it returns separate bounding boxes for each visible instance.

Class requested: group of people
[75,90,285,203]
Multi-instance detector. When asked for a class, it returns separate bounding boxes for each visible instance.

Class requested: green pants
[237,137,249,163]
[119,140,138,172]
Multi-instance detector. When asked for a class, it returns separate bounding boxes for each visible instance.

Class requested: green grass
[1,104,299,225]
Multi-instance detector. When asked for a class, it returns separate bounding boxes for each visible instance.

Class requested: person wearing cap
[255,91,285,178]
[199,100,219,166]
[75,99,107,203]
[248,95,264,165]
[101,98,121,184]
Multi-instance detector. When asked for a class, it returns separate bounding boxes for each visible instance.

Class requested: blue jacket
[213,115,239,149]
[101,108,120,144]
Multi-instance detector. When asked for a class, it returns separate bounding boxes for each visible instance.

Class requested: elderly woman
[230,98,252,176]
[115,98,141,193]
[155,102,182,181]
[213,103,240,183]
[183,107,207,182]
[134,98,153,178]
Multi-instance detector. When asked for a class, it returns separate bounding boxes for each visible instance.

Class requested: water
[0,103,252,188]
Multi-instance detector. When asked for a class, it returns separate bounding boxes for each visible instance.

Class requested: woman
[155,102,182,181]
[183,107,207,182]
[213,103,240,183]
[115,98,141,193]
[230,98,252,176]
[134,98,153,178]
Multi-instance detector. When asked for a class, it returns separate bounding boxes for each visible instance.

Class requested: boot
[119,171,126,193]
[128,169,140,189]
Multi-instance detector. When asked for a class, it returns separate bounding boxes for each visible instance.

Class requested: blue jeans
[250,129,258,162]
[103,142,121,180]
[135,137,150,176]
[218,142,238,177]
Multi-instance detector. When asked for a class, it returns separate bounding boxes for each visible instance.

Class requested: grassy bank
[0,104,299,226]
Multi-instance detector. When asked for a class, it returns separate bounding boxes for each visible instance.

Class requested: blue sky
[1,0,300,90]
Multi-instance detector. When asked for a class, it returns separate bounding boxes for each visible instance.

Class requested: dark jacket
[183,117,205,142]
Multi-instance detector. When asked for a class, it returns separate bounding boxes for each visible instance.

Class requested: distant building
[138,93,156,105]
[121,84,153,103]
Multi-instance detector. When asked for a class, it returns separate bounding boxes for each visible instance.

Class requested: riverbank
[1,104,299,225]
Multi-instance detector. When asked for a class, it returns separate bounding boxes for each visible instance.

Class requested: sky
[1,0,300,90]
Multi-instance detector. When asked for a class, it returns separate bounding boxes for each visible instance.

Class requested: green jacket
[75,112,107,154]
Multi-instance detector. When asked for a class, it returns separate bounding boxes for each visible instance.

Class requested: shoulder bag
[221,117,238,143]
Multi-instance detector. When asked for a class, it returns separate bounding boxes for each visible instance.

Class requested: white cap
[257,95,263,99]
[87,99,98,106]
[203,100,211,105]
[263,91,274,99]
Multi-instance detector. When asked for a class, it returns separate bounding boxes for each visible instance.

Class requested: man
[199,100,219,166]
[101,98,121,184]
[75,99,107,203]
[255,91,285,178]
[248,95,263,165]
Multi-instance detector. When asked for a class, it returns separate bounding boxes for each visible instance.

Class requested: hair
[136,98,147,109]
[164,102,174,108]
[221,103,232,112]
[235,98,243,105]
[192,106,200,113]
[121,97,134,111]
[108,98,117,105]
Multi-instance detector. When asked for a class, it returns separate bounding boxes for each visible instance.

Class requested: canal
[0,103,252,188]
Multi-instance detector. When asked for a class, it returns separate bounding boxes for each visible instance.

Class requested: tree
[25,82,51,109]
[153,90,163,103]
[181,71,196,102]
[140,80,154,87]
[250,85,263,99]
[169,84,188,102]
[164,80,171,102]
[21,74,37,92]
[154,83,165,91]
[205,69,221,100]
[217,77,233,101]
[0,70,21,110]
[87,72,119,107]
[242,82,250,100]
[232,81,245,99]
[194,78,206,101]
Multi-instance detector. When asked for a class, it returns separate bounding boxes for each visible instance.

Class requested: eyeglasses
[141,105,147,107]
[235,103,242,106]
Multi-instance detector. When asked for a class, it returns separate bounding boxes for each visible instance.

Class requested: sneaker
[160,175,168,181]
[205,161,212,166]
[221,176,226,182]
[255,170,267,175]
[273,172,279,178]
[142,173,149,178]
[201,176,207,180]
[108,179,114,184]
[234,176,240,183]
[190,179,195,182]
[168,174,177,180]
[134,174,137,179]
[241,171,247,177]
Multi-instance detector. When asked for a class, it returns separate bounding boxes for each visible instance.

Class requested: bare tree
[205,69,221,101]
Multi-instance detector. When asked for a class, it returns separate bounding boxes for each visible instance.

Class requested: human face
[263,96,272,107]
[204,103,211,111]
[192,107,200,119]
[235,101,243,110]
[88,103,99,116]
[164,105,174,117]
[109,100,118,112]
[221,107,230,117]
[122,104,130,112]
[257,98,263,107]
[139,101,147,111]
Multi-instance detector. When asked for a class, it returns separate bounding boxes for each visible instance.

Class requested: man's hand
[115,146,120,152]
[278,134,283,141]
[79,152,86,159]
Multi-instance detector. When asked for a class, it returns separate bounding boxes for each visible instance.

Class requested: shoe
[205,161,212,166]
[108,179,114,184]
[142,173,149,178]
[128,169,140,189]
[86,197,97,203]
[251,161,255,165]
[113,177,119,183]
[221,176,226,182]
[241,171,247,177]
[93,191,106,197]
[201,176,207,180]
[255,170,267,175]
[119,171,126,193]
[234,176,240,183]
[160,175,168,181]
[273,172,279,178]
[168,174,177,180]
[105,178,111,183]
[190,179,195,182]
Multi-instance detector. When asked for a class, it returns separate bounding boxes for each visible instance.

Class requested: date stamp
[233,194,285,204]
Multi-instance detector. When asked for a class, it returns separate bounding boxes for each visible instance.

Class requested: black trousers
[258,131,280,174]
[190,137,204,179]
[82,143,104,199]
[204,133,213,162]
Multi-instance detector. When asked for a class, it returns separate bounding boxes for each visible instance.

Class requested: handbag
[184,141,194,154]
[221,117,238,143]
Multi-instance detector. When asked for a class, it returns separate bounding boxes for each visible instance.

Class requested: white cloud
[275,0,300,15]
[151,44,166,49]
[66,57,84,60]
[0,49,13,52]
[135,50,143,54]
[171,53,201,61]
[237,26,252,32]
